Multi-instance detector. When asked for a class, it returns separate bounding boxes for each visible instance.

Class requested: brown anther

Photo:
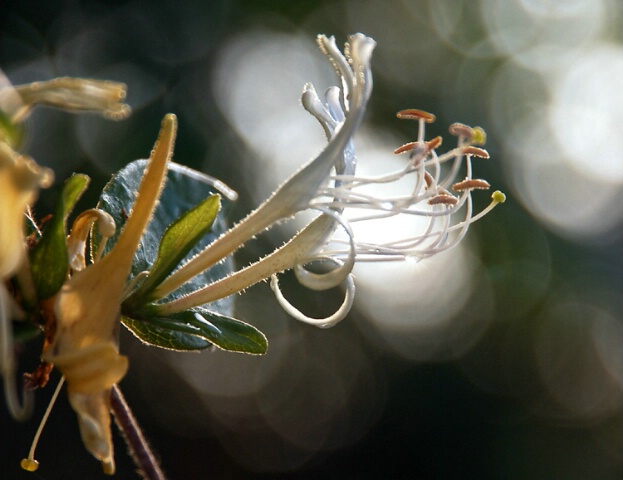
[424,171,435,189]
[449,122,475,138]
[452,178,491,191]
[428,194,459,206]
[426,136,443,150]
[462,146,489,158]
[394,142,419,154]
[397,109,436,123]
[395,136,443,155]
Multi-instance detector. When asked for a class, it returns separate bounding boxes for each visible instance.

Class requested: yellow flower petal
[0,143,52,279]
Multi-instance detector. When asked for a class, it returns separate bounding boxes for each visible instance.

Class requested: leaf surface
[96,160,266,353]
[30,174,89,299]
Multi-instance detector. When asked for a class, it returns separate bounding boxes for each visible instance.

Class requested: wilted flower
[0,75,132,471]
[0,133,53,422]
[1,77,131,124]
[0,144,53,280]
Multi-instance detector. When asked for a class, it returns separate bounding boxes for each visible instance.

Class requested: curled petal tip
[163,113,177,123]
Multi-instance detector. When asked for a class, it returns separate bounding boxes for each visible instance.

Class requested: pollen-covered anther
[472,127,487,146]
[396,109,436,123]
[426,136,443,151]
[492,190,506,203]
[428,193,459,206]
[20,458,39,472]
[424,171,435,189]
[449,122,475,139]
[462,146,489,158]
[393,141,419,154]
[394,136,442,156]
[452,178,491,191]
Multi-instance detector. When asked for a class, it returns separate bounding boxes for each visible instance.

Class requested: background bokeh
[1,0,621,479]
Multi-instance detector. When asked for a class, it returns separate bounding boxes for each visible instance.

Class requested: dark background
[1,1,621,479]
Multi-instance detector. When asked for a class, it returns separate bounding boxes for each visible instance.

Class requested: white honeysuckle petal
[293,207,356,291]
[301,83,336,138]
[325,86,345,124]
[151,33,504,327]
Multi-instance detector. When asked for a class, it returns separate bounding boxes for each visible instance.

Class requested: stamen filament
[20,376,66,472]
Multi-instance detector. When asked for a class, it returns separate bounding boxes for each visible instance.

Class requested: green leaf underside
[130,194,221,302]
[30,174,89,299]
[96,160,268,353]
[94,160,235,310]
[122,308,267,354]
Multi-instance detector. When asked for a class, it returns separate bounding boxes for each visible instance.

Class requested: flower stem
[110,385,167,480]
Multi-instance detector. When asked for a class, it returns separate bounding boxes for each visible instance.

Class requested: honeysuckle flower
[141,34,374,321]
[139,34,504,328]
[133,33,503,330]
[40,114,177,474]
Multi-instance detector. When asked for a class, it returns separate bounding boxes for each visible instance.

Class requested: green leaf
[122,307,268,354]
[95,160,265,352]
[129,194,221,302]
[30,174,89,299]
[121,315,211,351]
